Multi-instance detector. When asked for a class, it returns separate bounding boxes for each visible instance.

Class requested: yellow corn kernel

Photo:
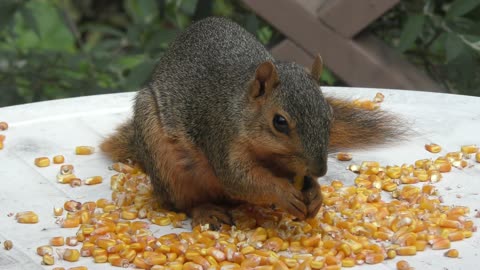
[84,176,103,185]
[415,240,427,251]
[62,217,80,228]
[75,146,95,155]
[67,267,88,270]
[382,182,397,192]
[476,152,480,163]
[53,207,63,216]
[444,249,459,258]
[53,267,65,270]
[0,121,8,130]
[63,248,80,262]
[461,144,478,154]
[396,246,416,256]
[0,141,3,150]
[396,260,410,270]
[42,254,54,265]
[341,258,355,267]
[53,155,65,164]
[336,152,352,161]
[387,249,396,259]
[151,216,171,226]
[94,254,108,263]
[4,240,13,250]
[50,236,65,246]
[57,173,77,184]
[34,157,50,167]
[425,143,442,153]
[16,211,39,224]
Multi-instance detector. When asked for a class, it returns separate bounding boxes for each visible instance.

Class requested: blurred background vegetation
[0,0,479,107]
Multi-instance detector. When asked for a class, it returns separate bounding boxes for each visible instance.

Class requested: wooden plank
[270,40,314,68]
[317,0,400,38]
[243,0,444,92]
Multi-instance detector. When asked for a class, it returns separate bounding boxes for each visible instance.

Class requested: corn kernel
[16,211,39,223]
[341,257,355,267]
[64,200,82,212]
[396,260,410,270]
[373,92,384,103]
[425,143,442,153]
[94,254,108,263]
[70,178,82,187]
[336,152,352,161]
[0,121,8,130]
[67,267,88,270]
[42,254,54,265]
[75,145,95,155]
[50,236,65,246]
[476,152,480,163]
[461,144,478,154]
[34,157,50,167]
[431,238,450,250]
[4,240,13,250]
[53,155,65,164]
[396,246,416,256]
[84,176,103,185]
[63,248,80,262]
[444,249,459,258]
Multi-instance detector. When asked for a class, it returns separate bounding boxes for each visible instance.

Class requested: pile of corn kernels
[6,142,477,270]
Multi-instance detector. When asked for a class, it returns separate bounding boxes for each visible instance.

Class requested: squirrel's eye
[273,114,289,134]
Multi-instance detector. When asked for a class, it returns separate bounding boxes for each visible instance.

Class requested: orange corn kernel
[50,236,65,246]
[34,157,50,167]
[396,260,411,270]
[37,245,53,256]
[444,249,459,258]
[425,143,442,153]
[336,152,352,161]
[396,246,416,256]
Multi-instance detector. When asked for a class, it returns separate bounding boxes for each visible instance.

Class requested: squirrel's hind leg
[191,203,233,230]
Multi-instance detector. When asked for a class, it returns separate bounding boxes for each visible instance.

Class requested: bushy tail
[327,97,406,152]
[100,119,136,161]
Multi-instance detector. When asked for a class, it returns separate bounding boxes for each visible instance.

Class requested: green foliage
[0,0,284,106]
[370,0,480,95]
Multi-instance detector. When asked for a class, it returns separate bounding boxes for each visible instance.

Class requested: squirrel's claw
[302,177,323,218]
[191,203,232,230]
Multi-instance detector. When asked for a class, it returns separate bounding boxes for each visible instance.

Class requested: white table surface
[0,87,479,270]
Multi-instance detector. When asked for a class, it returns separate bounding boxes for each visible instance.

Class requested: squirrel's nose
[308,159,327,178]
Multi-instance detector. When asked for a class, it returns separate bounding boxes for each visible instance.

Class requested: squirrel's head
[240,55,332,180]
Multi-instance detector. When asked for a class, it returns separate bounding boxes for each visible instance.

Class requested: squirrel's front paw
[191,203,232,230]
[274,182,307,220]
[302,176,323,218]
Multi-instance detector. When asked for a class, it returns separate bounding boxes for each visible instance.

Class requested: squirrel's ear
[310,54,323,81]
[250,61,279,98]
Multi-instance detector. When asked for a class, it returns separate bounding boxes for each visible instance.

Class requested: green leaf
[321,68,337,85]
[124,60,156,90]
[445,33,466,62]
[447,0,480,18]
[398,14,425,52]
[0,0,22,31]
[19,6,40,37]
[125,0,158,25]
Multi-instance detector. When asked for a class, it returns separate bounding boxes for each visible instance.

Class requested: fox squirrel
[101,17,401,229]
